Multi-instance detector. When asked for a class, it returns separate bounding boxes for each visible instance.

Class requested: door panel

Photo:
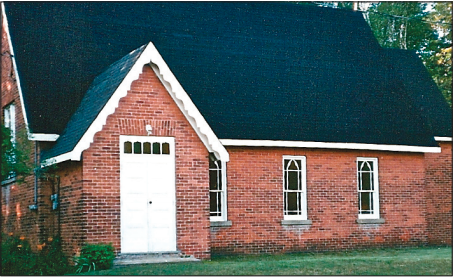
[120,136,176,253]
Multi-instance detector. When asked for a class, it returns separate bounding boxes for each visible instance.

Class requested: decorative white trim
[28,133,59,141]
[435,137,452,142]
[41,152,71,167]
[43,42,229,166]
[148,45,229,162]
[2,3,30,135]
[220,139,441,153]
[69,46,151,161]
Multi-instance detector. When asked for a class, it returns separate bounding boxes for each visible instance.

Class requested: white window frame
[283,156,307,220]
[357,157,380,219]
[209,159,228,222]
[3,104,16,181]
[4,103,16,142]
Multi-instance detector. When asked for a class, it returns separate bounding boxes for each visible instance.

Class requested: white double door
[120,136,176,253]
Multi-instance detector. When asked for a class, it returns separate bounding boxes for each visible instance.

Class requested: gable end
[42,42,229,166]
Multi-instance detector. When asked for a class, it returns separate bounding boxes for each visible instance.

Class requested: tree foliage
[366,2,451,106]
[423,2,452,106]
[367,2,434,50]
[1,124,33,182]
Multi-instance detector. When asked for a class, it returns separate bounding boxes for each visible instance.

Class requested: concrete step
[113,252,200,266]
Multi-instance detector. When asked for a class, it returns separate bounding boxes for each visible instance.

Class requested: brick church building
[2,2,451,260]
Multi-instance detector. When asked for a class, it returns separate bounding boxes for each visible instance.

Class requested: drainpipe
[29,142,38,210]
[56,175,61,237]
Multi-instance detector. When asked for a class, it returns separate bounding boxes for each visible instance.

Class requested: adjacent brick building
[2,2,451,260]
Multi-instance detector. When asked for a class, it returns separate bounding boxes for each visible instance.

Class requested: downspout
[56,175,61,237]
[29,142,38,210]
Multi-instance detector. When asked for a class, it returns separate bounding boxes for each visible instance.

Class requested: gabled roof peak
[41,42,229,165]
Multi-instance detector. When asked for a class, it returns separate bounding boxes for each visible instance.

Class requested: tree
[366,2,451,106]
[1,124,33,182]
[367,2,434,50]
[423,2,452,106]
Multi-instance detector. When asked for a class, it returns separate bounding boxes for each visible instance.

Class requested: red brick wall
[79,65,211,259]
[1,15,16,108]
[50,161,85,257]
[1,16,65,254]
[1,14,40,249]
[211,147,428,254]
[425,142,452,245]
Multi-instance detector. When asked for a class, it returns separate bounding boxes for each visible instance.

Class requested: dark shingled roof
[383,49,452,138]
[4,2,448,161]
[41,45,147,160]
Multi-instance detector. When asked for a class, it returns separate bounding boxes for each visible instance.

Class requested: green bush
[74,243,115,273]
[1,234,70,275]
[1,234,115,275]
[1,233,36,275]
[34,236,70,275]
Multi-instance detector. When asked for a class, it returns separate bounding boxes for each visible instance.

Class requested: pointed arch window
[357,157,380,219]
[283,156,307,220]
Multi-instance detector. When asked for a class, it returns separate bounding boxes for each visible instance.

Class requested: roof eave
[28,133,59,141]
[41,152,78,168]
[435,137,452,142]
[220,139,441,153]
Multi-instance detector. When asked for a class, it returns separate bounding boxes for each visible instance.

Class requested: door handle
[149,201,152,204]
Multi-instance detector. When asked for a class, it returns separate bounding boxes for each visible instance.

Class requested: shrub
[34,236,70,275]
[74,243,115,273]
[1,233,71,275]
[1,233,36,275]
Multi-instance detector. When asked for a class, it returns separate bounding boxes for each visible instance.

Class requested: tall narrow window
[3,104,16,180]
[209,158,227,221]
[357,158,379,219]
[283,156,307,220]
[4,104,16,142]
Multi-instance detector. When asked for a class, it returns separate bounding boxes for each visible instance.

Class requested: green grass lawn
[76,246,452,276]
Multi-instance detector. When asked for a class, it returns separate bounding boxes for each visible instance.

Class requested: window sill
[281,219,312,226]
[356,218,385,224]
[210,220,232,227]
